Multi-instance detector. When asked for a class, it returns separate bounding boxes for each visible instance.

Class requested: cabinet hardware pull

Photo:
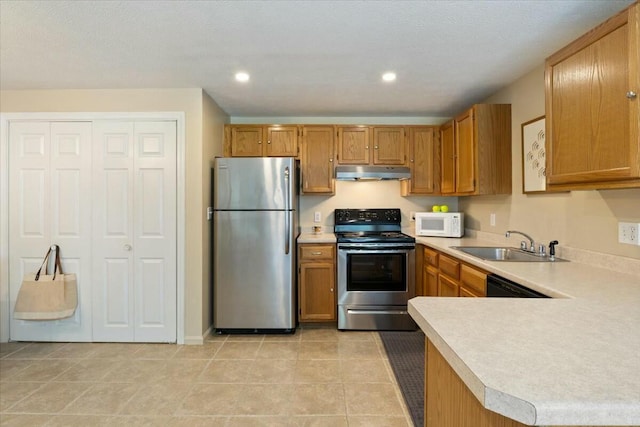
[311,252,322,255]
[626,91,638,99]
[330,288,334,292]
[258,140,262,144]
[123,244,132,251]
[329,158,333,162]
[374,146,379,149]
[365,146,369,149]
[410,159,414,162]
[267,140,271,144]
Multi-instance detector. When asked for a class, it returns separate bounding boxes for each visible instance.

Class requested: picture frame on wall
[521,116,546,193]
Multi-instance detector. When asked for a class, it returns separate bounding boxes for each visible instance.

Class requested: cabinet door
[266,126,298,157]
[299,262,336,321]
[230,126,264,157]
[438,274,459,297]
[545,6,639,187]
[301,126,335,194]
[407,127,439,194]
[425,266,439,297]
[337,126,370,164]
[455,108,476,193]
[440,121,456,194]
[373,127,405,165]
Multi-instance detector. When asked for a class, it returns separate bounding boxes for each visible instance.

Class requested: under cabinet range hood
[335,165,411,181]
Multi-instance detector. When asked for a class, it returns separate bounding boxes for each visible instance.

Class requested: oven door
[337,245,415,306]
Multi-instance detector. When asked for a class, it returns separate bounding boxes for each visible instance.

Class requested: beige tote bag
[14,245,78,320]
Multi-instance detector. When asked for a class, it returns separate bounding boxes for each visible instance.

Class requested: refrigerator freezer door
[214,210,296,330]
[214,157,297,211]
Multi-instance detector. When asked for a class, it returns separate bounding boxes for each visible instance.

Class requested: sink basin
[451,246,566,262]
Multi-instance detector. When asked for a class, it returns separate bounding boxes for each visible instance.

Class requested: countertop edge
[408,301,538,425]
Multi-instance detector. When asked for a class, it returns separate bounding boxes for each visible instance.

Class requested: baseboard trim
[183,324,214,345]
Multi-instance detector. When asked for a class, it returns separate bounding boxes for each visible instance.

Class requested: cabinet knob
[365,146,369,149]
[258,140,262,144]
[410,159,414,162]
[267,140,272,144]
[123,244,132,252]
[330,288,334,292]
[374,146,379,149]
[626,91,638,99]
[329,158,333,162]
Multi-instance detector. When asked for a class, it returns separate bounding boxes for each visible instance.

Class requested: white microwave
[415,212,464,237]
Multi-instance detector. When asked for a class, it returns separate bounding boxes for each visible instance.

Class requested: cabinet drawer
[299,245,335,261]
[424,248,439,268]
[460,264,487,296]
[439,254,460,280]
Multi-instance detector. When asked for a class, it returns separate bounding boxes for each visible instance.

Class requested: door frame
[0,112,186,344]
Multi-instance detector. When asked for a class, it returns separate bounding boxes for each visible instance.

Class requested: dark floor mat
[379,330,425,427]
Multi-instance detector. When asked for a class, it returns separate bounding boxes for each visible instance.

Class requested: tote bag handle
[34,245,63,281]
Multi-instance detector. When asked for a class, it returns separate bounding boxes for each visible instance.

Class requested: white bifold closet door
[91,121,177,342]
[9,121,93,341]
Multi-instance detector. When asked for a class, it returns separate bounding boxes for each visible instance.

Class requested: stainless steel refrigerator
[212,157,299,333]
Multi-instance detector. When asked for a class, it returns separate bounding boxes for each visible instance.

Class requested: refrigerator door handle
[284,166,290,255]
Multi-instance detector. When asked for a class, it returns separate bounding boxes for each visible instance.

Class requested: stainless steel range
[335,208,417,331]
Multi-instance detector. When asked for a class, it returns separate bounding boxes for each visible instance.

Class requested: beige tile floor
[0,327,414,426]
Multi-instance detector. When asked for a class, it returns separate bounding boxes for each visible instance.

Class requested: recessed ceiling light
[382,72,396,82]
[235,72,250,82]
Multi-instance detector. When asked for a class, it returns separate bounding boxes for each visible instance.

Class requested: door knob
[123,244,132,251]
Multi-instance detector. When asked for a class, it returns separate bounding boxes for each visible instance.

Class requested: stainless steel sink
[451,246,566,262]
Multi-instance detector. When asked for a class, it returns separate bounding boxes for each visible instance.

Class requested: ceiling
[0,0,634,118]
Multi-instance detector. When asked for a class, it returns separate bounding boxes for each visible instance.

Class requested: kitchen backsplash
[299,180,458,232]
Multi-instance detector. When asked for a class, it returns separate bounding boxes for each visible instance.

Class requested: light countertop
[409,234,640,426]
[297,232,336,244]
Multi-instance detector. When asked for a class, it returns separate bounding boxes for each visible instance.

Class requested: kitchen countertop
[297,232,337,244]
[410,234,640,426]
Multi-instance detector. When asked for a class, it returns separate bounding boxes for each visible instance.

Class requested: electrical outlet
[410,211,416,221]
[314,211,322,223]
[490,213,496,227]
[618,222,640,245]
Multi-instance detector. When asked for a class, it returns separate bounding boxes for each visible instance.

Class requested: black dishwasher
[486,274,549,298]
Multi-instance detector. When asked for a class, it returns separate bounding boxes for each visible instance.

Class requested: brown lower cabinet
[298,244,336,321]
[417,244,487,297]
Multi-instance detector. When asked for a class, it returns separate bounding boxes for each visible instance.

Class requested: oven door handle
[338,245,415,252]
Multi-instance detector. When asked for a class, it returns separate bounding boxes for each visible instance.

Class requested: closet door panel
[49,122,92,340]
[9,123,52,340]
[133,121,176,342]
[92,121,135,342]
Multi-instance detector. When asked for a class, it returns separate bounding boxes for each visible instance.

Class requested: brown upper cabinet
[545,2,639,190]
[300,126,335,194]
[372,126,406,165]
[439,104,512,196]
[401,126,440,195]
[337,126,406,165]
[225,125,298,157]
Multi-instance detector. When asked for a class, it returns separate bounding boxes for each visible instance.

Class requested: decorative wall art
[521,116,546,193]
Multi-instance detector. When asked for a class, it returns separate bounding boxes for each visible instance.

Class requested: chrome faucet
[505,230,535,253]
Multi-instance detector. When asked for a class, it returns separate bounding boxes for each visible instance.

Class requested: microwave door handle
[284,166,290,255]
